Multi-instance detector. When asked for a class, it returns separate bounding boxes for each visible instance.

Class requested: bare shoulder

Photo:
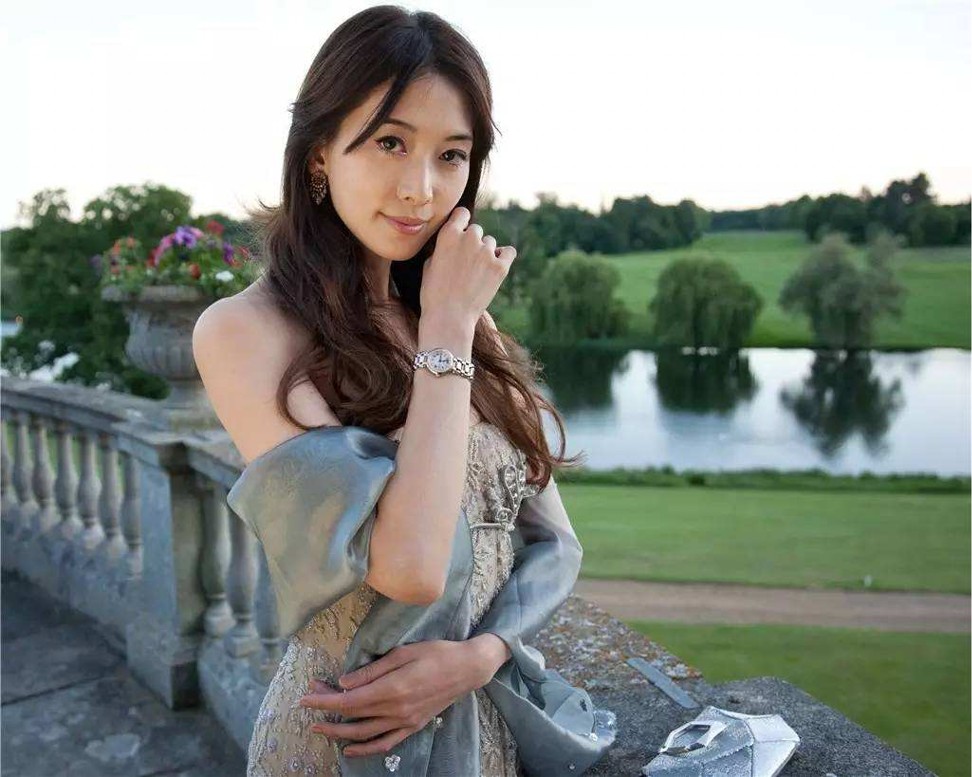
[193,277,341,465]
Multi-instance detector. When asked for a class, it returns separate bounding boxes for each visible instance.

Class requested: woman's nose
[397,159,434,205]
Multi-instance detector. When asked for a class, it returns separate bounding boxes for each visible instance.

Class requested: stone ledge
[534,595,932,776]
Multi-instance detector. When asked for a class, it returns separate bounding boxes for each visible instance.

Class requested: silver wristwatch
[413,348,475,381]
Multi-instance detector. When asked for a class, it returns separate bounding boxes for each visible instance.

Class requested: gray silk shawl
[226,425,616,776]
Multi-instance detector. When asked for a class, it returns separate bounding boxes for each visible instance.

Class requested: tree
[527,250,629,344]
[907,202,957,246]
[803,193,868,243]
[778,230,906,350]
[649,258,763,350]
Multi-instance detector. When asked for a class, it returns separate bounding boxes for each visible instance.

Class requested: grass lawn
[627,620,970,777]
[560,483,971,593]
[498,230,971,350]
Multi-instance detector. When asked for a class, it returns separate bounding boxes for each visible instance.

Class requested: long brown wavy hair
[246,5,580,487]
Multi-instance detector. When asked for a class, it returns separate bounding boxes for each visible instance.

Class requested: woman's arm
[365,309,478,604]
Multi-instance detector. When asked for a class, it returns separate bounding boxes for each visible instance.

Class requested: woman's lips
[383,214,426,235]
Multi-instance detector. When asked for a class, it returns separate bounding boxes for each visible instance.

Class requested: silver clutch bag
[642,705,800,776]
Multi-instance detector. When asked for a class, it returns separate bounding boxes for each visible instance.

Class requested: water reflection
[534,345,628,412]
[780,352,904,457]
[653,349,758,413]
[538,347,970,476]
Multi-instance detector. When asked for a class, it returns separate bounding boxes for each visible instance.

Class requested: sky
[3,0,970,229]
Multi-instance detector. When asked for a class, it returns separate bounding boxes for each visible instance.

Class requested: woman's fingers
[335,647,411,690]
[311,716,399,742]
[342,726,416,758]
[299,679,401,718]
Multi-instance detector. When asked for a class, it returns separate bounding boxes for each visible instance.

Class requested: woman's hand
[420,206,516,327]
[299,635,510,758]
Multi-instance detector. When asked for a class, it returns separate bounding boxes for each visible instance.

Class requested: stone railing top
[1,374,156,433]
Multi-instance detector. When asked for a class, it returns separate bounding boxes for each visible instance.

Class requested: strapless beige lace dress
[246,422,538,776]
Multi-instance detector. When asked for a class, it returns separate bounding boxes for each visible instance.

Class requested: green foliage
[601,195,704,252]
[778,230,906,350]
[708,172,970,248]
[709,195,814,232]
[1,183,250,395]
[527,250,629,344]
[803,193,868,243]
[907,201,958,246]
[648,257,763,349]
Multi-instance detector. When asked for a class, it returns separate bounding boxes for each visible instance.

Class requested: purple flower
[173,226,198,249]
[222,241,234,265]
[89,254,103,273]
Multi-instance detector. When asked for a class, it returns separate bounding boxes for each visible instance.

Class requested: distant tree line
[706,172,970,247]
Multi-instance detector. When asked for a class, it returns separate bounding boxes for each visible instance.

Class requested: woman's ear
[309,143,329,176]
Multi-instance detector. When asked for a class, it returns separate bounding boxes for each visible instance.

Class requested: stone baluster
[252,549,284,685]
[1,414,14,529]
[196,475,234,638]
[97,431,126,564]
[120,449,142,580]
[118,424,208,709]
[29,414,58,535]
[76,427,105,552]
[1,412,18,574]
[52,419,83,542]
[224,505,260,658]
[11,410,35,535]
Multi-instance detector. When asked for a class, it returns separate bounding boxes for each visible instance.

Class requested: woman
[194,5,596,775]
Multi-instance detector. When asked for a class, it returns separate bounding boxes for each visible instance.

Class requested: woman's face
[313,73,475,264]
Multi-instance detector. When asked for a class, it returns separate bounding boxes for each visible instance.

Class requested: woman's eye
[442,150,469,166]
[376,136,402,153]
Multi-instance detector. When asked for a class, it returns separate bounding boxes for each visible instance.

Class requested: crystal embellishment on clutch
[641,706,800,776]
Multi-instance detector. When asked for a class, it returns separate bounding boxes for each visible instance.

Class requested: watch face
[428,348,454,374]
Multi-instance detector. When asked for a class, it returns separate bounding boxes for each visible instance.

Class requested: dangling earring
[310,169,328,205]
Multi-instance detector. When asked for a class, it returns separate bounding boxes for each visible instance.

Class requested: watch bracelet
[412,349,475,380]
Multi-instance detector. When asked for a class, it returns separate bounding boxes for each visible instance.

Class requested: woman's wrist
[467,633,512,687]
[418,310,477,358]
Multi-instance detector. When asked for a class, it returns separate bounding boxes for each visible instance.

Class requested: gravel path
[574,578,971,633]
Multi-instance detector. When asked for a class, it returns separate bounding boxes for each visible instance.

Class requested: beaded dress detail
[246,422,540,776]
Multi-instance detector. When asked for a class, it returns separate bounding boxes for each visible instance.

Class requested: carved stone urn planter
[101,284,219,431]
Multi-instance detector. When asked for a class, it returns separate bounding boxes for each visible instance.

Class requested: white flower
[215,270,234,282]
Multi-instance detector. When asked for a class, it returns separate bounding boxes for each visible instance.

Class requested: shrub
[527,250,629,344]
[649,257,763,350]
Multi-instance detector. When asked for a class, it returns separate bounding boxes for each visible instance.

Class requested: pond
[536,347,970,477]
